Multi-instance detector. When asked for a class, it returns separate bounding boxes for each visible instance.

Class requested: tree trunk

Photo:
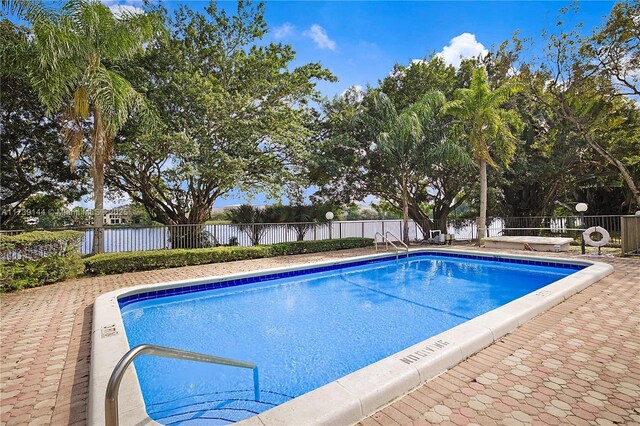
[92,108,105,254]
[407,203,433,240]
[433,205,452,233]
[402,176,409,244]
[478,160,488,243]
[92,158,105,254]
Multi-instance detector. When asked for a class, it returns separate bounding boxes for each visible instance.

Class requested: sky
[89,0,616,209]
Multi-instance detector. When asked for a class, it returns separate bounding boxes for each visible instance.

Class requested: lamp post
[576,203,588,254]
[325,211,334,240]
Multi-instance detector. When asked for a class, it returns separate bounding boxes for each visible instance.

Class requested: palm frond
[486,81,525,107]
[86,66,150,137]
[1,0,57,23]
[408,90,446,123]
[430,139,475,169]
[443,99,465,117]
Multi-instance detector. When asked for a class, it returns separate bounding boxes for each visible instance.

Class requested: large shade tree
[109,2,334,232]
[446,67,523,241]
[311,58,475,237]
[525,8,640,210]
[5,0,161,252]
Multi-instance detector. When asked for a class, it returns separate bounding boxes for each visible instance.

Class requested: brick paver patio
[1,247,638,426]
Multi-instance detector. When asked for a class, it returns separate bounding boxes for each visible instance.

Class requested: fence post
[361,221,364,238]
[252,223,256,246]
[382,221,385,236]
[621,215,640,255]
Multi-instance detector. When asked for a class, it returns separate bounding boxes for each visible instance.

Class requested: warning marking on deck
[101,324,118,338]
[398,339,450,364]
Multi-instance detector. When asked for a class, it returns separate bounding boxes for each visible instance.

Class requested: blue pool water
[120,253,582,425]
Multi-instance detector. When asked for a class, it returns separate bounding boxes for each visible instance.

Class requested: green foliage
[0,230,84,291]
[262,203,335,241]
[379,57,457,110]
[5,0,164,252]
[128,202,153,225]
[84,246,272,275]
[270,238,374,256]
[226,203,335,244]
[584,1,639,97]
[524,5,640,210]
[310,56,475,235]
[226,205,271,245]
[110,1,335,225]
[14,0,163,136]
[0,230,84,255]
[445,66,523,237]
[446,67,523,168]
[83,238,373,275]
[0,19,86,228]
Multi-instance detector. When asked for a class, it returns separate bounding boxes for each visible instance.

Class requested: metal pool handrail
[374,231,409,260]
[105,344,260,426]
[385,231,409,251]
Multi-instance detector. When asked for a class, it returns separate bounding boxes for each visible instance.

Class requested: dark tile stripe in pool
[117,251,585,308]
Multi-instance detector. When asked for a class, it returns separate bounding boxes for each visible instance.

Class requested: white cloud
[303,24,336,51]
[273,22,295,40]
[101,0,144,17]
[109,4,144,16]
[436,33,488,68]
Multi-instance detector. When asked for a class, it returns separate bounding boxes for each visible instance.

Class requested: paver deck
[0,246,638,426]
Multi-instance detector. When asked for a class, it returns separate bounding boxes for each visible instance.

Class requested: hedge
[270,237,374,256]
[1,231,84,292]
[84,238,374,275]
[84,246,273,275]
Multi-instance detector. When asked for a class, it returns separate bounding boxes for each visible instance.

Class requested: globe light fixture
[575,203,588,213]
[575,203,588,254]
[325,211,334,239]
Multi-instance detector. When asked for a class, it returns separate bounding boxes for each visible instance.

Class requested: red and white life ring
[583,226,610,247]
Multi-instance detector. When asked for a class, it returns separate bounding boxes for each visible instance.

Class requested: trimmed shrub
[83,238,374,276]
[1,230,84,291]
[269,238,374,256]
[84,246,273,275]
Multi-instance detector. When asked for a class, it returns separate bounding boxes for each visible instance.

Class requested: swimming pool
[89,249,613,426]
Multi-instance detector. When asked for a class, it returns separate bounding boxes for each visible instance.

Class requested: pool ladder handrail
[374,231,409,260]
[105,344,260,426]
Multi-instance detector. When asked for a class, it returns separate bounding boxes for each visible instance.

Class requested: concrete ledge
[484,236,574,252]
[89,248,612,426]
[255,382,362,426]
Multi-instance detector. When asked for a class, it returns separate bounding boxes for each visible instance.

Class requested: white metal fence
[1,215,631,256]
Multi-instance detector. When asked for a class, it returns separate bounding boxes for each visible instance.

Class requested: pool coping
[88,248,614,426]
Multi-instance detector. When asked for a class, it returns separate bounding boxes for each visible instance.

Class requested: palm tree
[362,90,462,244]
[5,0,161,253]
[446,67,523,242]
